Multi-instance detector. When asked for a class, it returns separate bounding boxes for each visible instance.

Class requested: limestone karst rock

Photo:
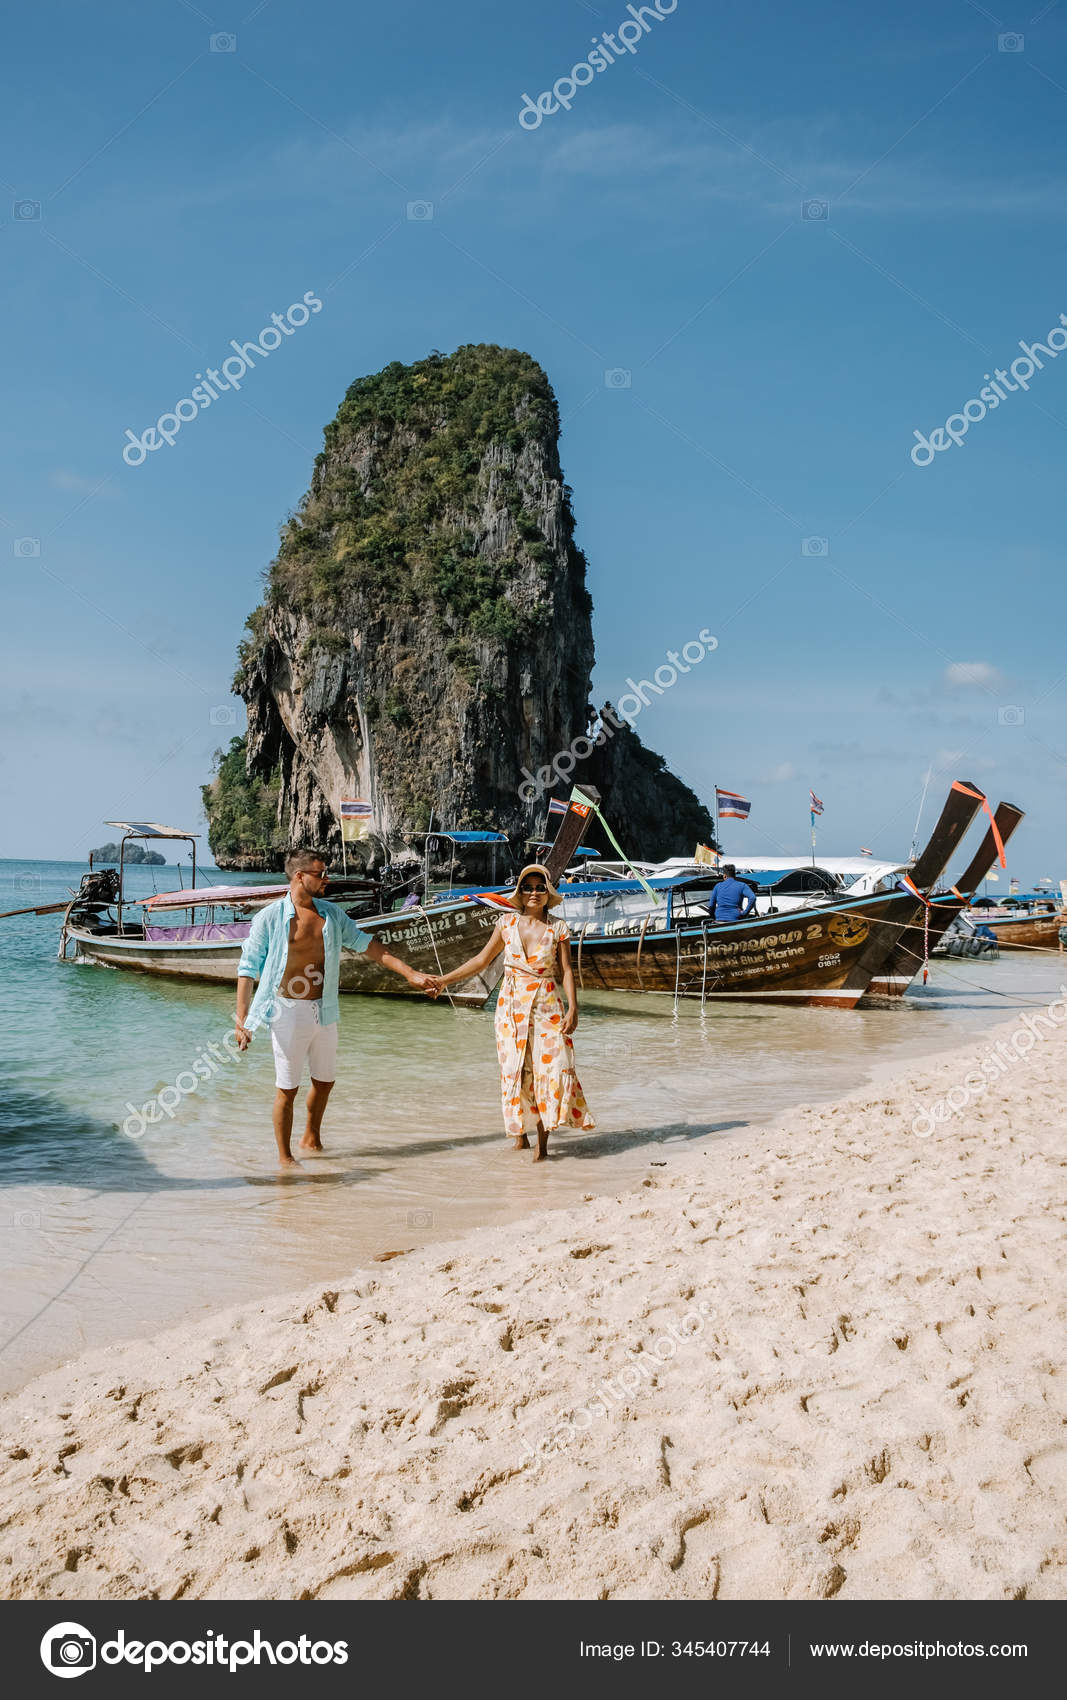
[204,345,714,869]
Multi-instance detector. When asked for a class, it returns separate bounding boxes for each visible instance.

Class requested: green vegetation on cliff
[254,343,587,649]
[201,736,289,864]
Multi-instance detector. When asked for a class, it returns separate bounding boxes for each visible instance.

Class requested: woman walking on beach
[430,865,595,1161]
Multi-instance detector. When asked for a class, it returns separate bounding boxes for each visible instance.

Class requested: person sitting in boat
[707,864,757,924]
[235,850,437,1170]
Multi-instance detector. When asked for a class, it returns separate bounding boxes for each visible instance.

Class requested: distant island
[90,843,166,866]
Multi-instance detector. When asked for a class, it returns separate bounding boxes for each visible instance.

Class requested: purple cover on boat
[144,921,251,944]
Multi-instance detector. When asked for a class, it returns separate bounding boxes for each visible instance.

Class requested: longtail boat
[53,802,596,1006]
[525,782,980,1009]
[962,891,1060,952]
[863,800,1025,1000]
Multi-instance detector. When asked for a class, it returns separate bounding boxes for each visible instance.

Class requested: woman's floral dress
[494,912,596,1139]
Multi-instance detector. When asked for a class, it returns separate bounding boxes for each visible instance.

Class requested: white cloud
[944,661,1003,689]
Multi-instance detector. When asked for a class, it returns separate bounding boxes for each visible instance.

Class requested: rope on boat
[909,957,1067,1006]
[413,903,467,1016]
[701,923,709,1005]
[636,914,650,992]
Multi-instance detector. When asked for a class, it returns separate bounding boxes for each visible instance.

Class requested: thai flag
[716,788,751,820]
[546,798,568,817]
[896,873,929,905]
[809,791,824,815]
[860,847,873,856]
[340,799,372,818]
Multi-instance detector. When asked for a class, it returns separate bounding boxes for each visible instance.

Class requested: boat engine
[75,868,120,907]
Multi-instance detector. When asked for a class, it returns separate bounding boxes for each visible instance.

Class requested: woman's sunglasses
[520,881,548,893]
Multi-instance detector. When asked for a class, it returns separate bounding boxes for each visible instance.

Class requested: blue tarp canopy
[429,831,508,843]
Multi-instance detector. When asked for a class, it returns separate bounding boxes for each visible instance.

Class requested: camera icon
[40,1623,96,1677]
[998,32,1024,53]
[802,536,829,556]
[14,1209,41,1228]
[997,704,1025,726]
[14,537,40,557]
[407,200,434,221]
[210,32,237,52]
[407,1208,435,1228]
[13,199,41,221]
[802,199,829,220]
[16,873,42,893]
[209,704,236,726]
[604,368,632,389]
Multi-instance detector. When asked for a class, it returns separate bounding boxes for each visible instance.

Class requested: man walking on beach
[235,850,436,1169]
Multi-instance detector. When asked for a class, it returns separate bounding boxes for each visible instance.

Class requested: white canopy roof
[103,821,200,839]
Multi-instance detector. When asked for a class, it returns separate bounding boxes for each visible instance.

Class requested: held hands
[235,1022,253,1050]
[410,971,441,999]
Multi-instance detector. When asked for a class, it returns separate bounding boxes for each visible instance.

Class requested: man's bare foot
[278,1154,303,1171]
[512,1135,530,1150]
[298,1136,324,1153]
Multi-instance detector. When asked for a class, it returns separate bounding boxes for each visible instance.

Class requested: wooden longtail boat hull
[65,898,505,1007]
[977,913,1060,951]
[864,801,1025,999]
[569,890,916,1008]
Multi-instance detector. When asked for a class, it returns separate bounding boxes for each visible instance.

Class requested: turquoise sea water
[1,856,1062,1395]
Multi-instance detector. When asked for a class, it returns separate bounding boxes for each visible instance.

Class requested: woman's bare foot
[278,1154,303,1171]
[512,1134,530,1149]
[298,1136,324,1153]
[532,1128,549,1163]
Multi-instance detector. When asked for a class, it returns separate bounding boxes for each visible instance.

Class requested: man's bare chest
[287,912,326,953]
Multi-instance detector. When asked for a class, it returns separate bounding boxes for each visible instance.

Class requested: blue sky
[3,0,1066,883]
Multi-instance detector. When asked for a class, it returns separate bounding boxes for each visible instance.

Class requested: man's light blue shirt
[237,895,373,1030]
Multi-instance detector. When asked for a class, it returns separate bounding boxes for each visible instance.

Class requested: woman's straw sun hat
[507,863,563,910]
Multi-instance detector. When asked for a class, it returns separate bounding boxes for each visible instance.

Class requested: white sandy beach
[2,1010,1065,1602]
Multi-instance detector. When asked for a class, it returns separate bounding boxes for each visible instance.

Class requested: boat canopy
[103,821,201,838]
[135,883,289,910]
[428,830,508,843]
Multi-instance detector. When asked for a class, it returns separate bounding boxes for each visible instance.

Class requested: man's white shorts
[270,997,338,1089]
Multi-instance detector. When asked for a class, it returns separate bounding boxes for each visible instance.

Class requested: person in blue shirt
[707,864,757,924]
[236,849,437,1169]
